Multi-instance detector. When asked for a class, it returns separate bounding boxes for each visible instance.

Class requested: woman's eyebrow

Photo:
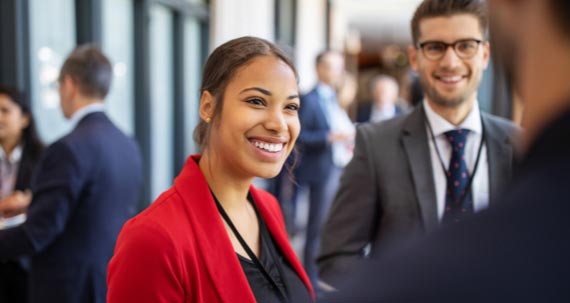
[239,87,271,96]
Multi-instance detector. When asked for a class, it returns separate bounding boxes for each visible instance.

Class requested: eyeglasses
[416,39,483,61]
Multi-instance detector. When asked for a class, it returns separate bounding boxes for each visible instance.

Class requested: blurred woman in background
[0,86,44,303]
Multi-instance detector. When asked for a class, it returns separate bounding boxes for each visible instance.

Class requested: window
[102,0,135,135]
[29,0,75,143]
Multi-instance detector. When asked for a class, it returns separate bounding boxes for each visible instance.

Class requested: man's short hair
[550,0,570,36]
[59,45,113,99]
[411,0,488,45]
[315,50,341,67]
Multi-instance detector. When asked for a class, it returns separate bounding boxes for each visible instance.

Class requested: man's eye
[458,42,475,51]
[426,43,445,52]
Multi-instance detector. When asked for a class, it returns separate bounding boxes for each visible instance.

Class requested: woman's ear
[199,91,215,123]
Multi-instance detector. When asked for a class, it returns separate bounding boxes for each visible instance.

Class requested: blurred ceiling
[332,0,423,52]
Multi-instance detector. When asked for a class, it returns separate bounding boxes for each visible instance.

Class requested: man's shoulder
[481,111,521,135]
[301,87,320,102]
[481,112,522,142]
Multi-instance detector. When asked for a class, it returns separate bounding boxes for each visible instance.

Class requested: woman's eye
[285,103,300,111]
[246,98,265,106]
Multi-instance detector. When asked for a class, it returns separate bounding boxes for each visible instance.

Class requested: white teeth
[439,76,462,82]
[253,141,283,153]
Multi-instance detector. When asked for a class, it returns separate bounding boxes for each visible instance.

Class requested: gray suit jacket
[317,105,520,286]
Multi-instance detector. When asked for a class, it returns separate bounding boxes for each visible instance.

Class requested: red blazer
[107,155,314,302]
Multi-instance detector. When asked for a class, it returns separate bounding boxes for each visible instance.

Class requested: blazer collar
[252,189,315,299]
[174,155,314,301]
[481,113,515,204]
[401,105,439,233]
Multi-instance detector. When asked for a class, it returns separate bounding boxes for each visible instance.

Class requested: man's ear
[62,75,78,97]
[408,45,419,72]
[199,91,215,122]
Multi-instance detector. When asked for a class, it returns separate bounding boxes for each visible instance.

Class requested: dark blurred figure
[356,74,405,123]
[0,86,44,303]
[0,45,142,303]
[318,0,520,288]
[321,0,570,301]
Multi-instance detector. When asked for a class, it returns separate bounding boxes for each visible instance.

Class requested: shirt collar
[372,103,396,114]
[423,99,482,137]
[0,144,23,163]
[316,82,336,100]
[69,103,105,129]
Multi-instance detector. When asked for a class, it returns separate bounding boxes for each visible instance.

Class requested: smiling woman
[108,36,314,303]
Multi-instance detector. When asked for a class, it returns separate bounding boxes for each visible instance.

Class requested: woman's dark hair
[0,86,44,160]
[193,36,298,151]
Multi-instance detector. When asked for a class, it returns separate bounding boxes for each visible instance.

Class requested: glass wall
[149,5,175,200]
[29,0,76,143]
[102,0,135,135]
[183,19,203,156]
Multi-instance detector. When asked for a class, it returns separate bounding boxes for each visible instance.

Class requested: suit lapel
[482,114,514,204]
[174,156,255,303]
[401,107,439,233]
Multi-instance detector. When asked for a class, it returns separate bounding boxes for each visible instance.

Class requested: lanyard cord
[212,192,289,302]
[423,108,486,206]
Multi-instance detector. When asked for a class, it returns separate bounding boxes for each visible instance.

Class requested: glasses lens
[455,40,479,58]
[422,42,446,60]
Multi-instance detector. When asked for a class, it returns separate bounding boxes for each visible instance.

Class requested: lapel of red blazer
[250,187,316,300]
[174,155,255,303]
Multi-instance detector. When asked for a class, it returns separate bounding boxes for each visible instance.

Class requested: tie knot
[444,129,469,149]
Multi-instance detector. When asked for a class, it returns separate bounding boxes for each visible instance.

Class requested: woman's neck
[199,151,253,211]
[0,137,21,159]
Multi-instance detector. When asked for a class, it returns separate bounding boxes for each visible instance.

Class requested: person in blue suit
[0,45,142,303]
[295,50,354,291]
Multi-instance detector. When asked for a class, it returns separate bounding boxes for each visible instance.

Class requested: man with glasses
[318,0,520,288]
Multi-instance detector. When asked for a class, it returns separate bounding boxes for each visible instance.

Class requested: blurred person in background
[295,50,354,292]
[0,45,142,303]
[337,72,358,117]
[0,86,44,303]
[321,0,570,301]
[107,36,314,303]
[356,74,406,123]
[318,0,520,288]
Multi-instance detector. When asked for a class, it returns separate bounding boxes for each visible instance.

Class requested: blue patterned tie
[442,129,474,225]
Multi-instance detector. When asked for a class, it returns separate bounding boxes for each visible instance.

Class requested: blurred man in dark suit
[0,45,142,303]
[321,0,570,301]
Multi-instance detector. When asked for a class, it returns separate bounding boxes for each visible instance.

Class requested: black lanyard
[212,192,289,302]
[423,108,486,206]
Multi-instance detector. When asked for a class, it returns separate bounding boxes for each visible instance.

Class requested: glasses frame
[416,39,483,61]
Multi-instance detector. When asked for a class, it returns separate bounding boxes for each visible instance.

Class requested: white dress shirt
[423,100,490,221]
[317,83,355,167]
[0,144,25,229]
[370,104,397,123]
[69,103,106,129]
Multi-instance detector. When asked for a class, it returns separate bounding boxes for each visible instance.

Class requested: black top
[238,205,312,303]
[214,192,312,303]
